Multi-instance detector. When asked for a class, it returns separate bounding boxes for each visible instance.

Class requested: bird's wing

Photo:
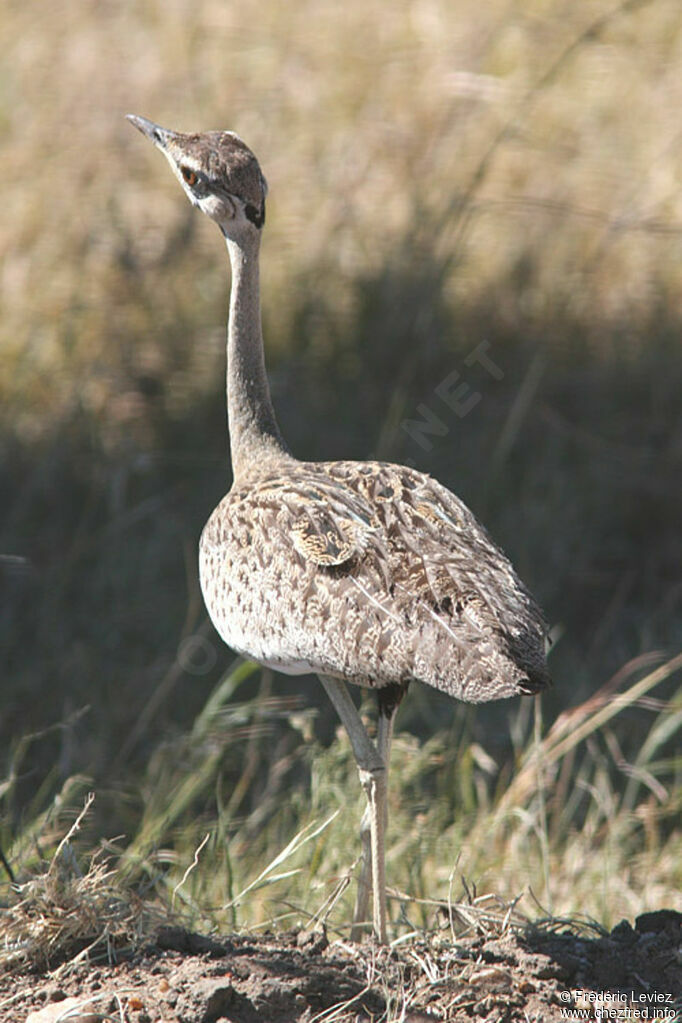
[323,459,550,652]
[241,475,378,568]
[290,509,367,566]
[202,462,550,697]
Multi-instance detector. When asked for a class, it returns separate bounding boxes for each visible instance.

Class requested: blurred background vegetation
[1,0,680,936]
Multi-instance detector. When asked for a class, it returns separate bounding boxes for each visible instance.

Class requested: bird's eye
[181,166,198,187]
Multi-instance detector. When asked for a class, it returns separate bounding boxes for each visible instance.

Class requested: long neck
[224,230,289,480]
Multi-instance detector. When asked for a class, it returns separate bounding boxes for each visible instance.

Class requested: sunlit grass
[5,654,678,949]
[2,0,681,436]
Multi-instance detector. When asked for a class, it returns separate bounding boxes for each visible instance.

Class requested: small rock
[468,966,513,989]
[155,925,228,956]
[296,926,328,953]
[611,919,637,943]
[635,909,682,934]
[26,996,99,1023]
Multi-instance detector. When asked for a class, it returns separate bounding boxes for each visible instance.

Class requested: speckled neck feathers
[224,231,290,481]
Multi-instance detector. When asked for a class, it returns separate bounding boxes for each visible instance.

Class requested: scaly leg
[351,707,396,941]
[318,675,388,943]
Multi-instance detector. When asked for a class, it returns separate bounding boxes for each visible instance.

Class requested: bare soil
[3,911,680,1023]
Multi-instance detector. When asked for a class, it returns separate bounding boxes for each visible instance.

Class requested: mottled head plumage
[127,115,267,234]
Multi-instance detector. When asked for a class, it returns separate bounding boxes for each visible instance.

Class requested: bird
[127,114,551,944]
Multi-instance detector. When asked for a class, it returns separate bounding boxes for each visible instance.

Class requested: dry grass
[0,656,679,980]
[0,795,168,978]
[1,0,681,953]
[2,0,681,437]
[5,654,672,945]
[1,653,678,981]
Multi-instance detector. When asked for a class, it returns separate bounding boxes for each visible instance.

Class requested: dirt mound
[3,911,680,1022]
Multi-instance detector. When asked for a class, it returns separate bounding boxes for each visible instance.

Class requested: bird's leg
[351,804,372,939]
[351,704,395,942]
[318,675,388,943]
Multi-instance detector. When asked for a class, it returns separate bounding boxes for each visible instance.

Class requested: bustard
[128,115,551,944]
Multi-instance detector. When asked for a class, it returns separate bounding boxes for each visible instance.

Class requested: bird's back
[199,458,550,703]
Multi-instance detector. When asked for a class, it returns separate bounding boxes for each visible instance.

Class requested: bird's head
[127,114,267,239]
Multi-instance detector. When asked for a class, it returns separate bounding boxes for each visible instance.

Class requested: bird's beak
[126,114,178,152]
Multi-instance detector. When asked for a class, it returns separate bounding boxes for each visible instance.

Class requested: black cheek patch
[244,201,265,228]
